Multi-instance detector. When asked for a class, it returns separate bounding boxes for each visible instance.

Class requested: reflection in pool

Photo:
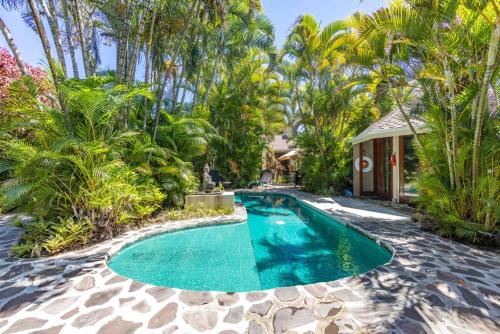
[108,193,391,292]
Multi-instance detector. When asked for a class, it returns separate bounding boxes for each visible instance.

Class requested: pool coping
[1,188,499,334]
[104,190,397,292]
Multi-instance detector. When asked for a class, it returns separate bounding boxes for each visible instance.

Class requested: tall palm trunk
[72,0,91,77]
[27,0,59,81]
[115,0,131,84]
[46,0,68,78]
[472,14,500,188]
[171,61,185,112]
[126,0,149,86]
[61,0,79,78]
[201,58,218,106]
[152,0,200,141]
[142,3,157,130]
[443,56,457,189]
[191,67,202,112]
[0,16,28,75]
[27,0,71,129]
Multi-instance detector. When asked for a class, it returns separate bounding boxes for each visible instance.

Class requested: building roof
[350,109,429,145]
[271,134,295,153]
[278,149,299,161]
[351,86,497,145]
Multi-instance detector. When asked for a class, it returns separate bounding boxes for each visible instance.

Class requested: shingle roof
[351,86,497,145]
[350,109,429,145]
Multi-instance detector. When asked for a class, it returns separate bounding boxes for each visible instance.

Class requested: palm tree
[27,0,59,81]
[60,0,79,78]
[40,0,68,77]
[71,0,91,77]
[0,16,27,75]
[471,1,499,187]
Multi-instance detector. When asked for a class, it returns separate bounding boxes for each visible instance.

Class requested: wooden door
[373,138,392,199]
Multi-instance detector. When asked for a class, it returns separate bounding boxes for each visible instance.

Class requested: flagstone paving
[0,189,499,333]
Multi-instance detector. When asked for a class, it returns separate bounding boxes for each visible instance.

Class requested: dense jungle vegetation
[0,0,498,255]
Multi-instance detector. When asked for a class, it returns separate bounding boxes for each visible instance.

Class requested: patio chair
[248,170,273,188]
[209,170,231,188]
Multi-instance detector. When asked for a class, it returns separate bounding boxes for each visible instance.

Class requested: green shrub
[0,80,171,256]
[12,217,93,257]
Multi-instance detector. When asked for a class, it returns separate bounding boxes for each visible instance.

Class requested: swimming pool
[108,193,391,292]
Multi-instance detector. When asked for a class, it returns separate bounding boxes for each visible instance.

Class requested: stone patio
[0,189,499,334]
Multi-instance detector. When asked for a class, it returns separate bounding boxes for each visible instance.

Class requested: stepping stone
[97,316,141,334]
[147,302,177,329]
[129,281,145,292]
[325,322,339,334]
[249,301,273,316]
[457,286,488,308]
[0,263,33,280]
[217,292,239,306]
[223,306,243,324]
[273,307,314,333]
[304,284,327,298]
[0,290,45,317]
[61,307,79,320]
[132,300,151,313]
[72,307,114,328]
[0,287,24,299]
[179,291,213,306]
[248,320,266,334]
[146,286,175,303]
[74,276,95,291]
[85,287,122,307]
[275,287,299,302]
[106,275,127,285]
[182,310,218,332]
[313,302,342,318]
[30,325,64,334]
[246,292,267,302]
[4,317,47,334]
[43,296,79,315]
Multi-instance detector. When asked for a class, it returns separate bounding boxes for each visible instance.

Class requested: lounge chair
[248,170,273,188]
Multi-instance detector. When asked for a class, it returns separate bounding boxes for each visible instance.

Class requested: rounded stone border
[104,190,396,294]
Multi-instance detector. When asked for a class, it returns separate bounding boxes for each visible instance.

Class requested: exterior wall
[352,141,374,196]
[392,136,400,203]
[353,144,360,196]
[353,137,403,202]
[362,140,374,193]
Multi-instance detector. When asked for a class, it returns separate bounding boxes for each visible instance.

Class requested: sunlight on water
[108,193,391,292]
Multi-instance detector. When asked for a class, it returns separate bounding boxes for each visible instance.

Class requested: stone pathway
[0,189,499,334]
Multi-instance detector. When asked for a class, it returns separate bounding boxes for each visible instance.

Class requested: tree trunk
[27,0,59,80]
[115,0,131,84]
[443,56,457,189]
[126,0,149,86]
[142,2,157,130]
[61,0,79,78]
[0,16,28,75]
[190,66,202,112]
[28,0,71,128]
[72,0,91,77]
[46,0,68,78]
[472,14,500,187]
[201,58,217,106]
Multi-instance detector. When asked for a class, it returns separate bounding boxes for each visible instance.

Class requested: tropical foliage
[0,0,498,252]
[280,0,499,241]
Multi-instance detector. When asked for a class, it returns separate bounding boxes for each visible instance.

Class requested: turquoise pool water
[108,193,391,292]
